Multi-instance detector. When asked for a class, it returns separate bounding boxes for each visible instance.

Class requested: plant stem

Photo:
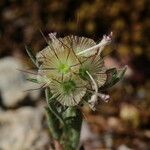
[62,107,82,150]
[45,88,82,150]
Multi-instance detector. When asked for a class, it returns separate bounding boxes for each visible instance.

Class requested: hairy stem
[62,107,82,150]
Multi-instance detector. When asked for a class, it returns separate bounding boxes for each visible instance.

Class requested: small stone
[0,107,50,150]
[117,144,133,150]
[120,103,140,128]
[0,57,40,107]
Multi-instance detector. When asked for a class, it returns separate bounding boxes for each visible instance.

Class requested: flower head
[49,75,86,106]
[27,32,126,109]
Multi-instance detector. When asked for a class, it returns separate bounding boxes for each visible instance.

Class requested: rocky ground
[0,57,51,150]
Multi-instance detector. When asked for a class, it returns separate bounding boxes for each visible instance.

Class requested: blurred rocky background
[0,0,149,150]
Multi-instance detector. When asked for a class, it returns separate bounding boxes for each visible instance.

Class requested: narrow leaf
[100,66,127,90]
[116,65,127,80]
[45,107,61,139]
[26,77,39,83]
[45,88,65,126]
[25,45,38,67]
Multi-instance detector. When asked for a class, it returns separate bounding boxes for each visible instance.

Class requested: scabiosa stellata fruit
[26,32,126,110]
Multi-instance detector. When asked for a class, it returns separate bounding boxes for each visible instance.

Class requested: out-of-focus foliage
[0,0,149,58]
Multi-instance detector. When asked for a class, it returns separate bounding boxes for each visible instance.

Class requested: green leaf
[26,77,39,83]
[117,66,127,79]
[45,107,61,140]
[100,66,127,90]
[64,107,77,118]
[62,108,82,150]
[106,68,117,75]
[45,88,65,126]
[25,45,38,67]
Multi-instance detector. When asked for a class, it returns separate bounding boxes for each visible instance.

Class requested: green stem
[45,88,82,150]
[62,107,82,150]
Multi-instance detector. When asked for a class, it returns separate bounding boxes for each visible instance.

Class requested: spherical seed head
[50,75,87,106]
[60,35,97,57]
[79,55,107,87]
[36,40,79,80]
[35,34,112,106]
[27,32,126,110]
